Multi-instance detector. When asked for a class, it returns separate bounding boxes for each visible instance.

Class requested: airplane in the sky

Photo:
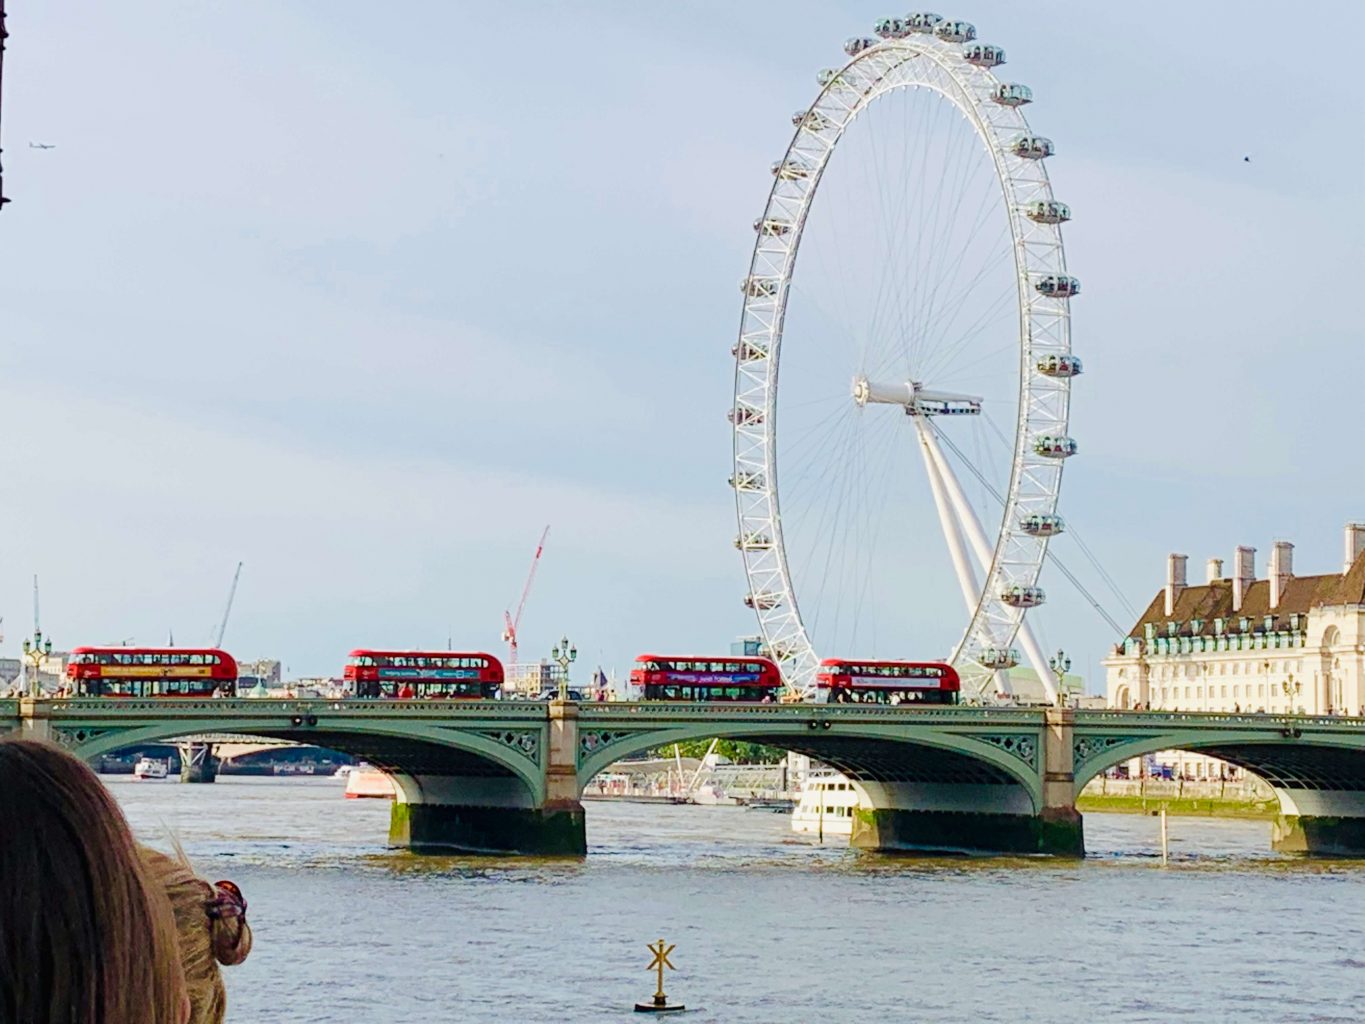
[28,142,55,150]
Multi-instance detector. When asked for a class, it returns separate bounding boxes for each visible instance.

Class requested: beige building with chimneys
[1105,522,1365,719]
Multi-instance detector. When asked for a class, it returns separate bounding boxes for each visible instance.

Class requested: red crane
[502,526,549,667]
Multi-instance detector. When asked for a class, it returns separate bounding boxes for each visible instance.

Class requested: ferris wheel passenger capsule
[991,83,1033,107]
[1010,135,1055,160]
[793,109,834,131]
[1020,514,1066,537]
[727,402,765,426]
[772,158,813,180]
[1034,274,1081,298]
[935,20,976,43]
[1032,435,1078,459]
[1036,353,1083,377]
[741,276,780,298]
[732,338,769,361]
[844,37,878,56]
[1026,199,1069,223]
[754,218,793,237]
[734,532,774,551]
[875,17,908,39]
[976,646,1021,670]
[963,43,1005,67]
[729,470,767,490]
[816,68,840,87]
[906,13,944,33]
[1001,585,1047,608]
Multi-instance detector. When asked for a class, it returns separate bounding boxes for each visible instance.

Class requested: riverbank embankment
[1077,777,1278,820]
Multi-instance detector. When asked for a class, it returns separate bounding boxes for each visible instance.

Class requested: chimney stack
[1164,553,1188,617]
[1345,523,1365,575]
[1206,558,1224,584]
[1269,540,1293,610]
[1232,545,1256,613]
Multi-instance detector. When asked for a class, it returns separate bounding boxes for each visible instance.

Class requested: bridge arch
[1072,728,1365,802]
[576,720,1045,813]
[63,718,546,805]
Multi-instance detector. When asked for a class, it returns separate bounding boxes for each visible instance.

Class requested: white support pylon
[918,420,1059,704]
[914,422,1011,698]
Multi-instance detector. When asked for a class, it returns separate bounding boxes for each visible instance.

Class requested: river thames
[111,776,1364,1023]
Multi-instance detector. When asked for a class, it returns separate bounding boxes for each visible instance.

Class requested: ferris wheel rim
[730,27,1076,699]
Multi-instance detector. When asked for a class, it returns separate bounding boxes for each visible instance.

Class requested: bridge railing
[578,702,1048,723]
[33,698,544,720]
[1076,710,1365,729]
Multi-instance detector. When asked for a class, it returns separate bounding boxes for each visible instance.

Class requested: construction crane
[502,527,549,668]
[213,562,243,648]
[0,0,9,211]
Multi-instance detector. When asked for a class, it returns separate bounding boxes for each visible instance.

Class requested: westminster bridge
[6,698,1365,858]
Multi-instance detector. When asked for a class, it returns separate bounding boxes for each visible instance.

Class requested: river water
[109,776,1364,1024]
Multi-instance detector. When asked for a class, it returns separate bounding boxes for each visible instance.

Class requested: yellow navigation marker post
[634,937,685,1013]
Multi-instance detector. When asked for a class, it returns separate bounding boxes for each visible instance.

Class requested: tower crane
[213,562,243,648]
[502,526,549,668]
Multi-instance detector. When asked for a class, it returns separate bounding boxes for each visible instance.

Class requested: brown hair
[0,738,187,1024]
[140,848,254,1024]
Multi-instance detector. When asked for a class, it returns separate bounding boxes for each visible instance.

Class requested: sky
[0,2,1361,686]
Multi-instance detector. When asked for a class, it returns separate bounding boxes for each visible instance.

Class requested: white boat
[791,770,859,837]
[344,765,396,800]
[332,765,356,779]
[273,763,316,776]
[133,757,169,780]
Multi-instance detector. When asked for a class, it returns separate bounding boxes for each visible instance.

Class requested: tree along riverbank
[1077,777,1279,820]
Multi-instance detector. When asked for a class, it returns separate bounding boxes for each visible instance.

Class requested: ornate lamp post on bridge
[21,630,53,698]
[550,635,577,701]
[1049,649,1071,708]
[1281,673,1302,715]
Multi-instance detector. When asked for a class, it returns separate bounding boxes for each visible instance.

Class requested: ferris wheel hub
[852,376,982,416]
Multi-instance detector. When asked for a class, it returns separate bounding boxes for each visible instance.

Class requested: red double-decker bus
[629,655,783,702]
[66,647,239,697]
[816,660,960,705]
[344,650,503,699]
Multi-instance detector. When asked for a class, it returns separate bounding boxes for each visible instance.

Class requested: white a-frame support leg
[914,422,1011,697]
[918,420,1059,704]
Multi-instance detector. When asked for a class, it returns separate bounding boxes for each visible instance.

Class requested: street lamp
[1048,649,1071,707]
[550,635,577,701]
[21,630,54,698]
[1280,674,1301,714]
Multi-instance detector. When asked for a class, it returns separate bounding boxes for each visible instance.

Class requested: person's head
[139,848,253,1024]
[0,738,188,1024]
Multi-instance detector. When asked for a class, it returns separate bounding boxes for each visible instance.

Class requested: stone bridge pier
[389,700,586,856]
[845,709,1083,856]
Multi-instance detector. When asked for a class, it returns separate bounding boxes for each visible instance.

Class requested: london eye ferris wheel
[730,15,1082,702]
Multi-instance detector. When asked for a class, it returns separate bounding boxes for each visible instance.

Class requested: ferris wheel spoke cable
[807,418,867,639]
[907,115,987,361]
[931,421,1131,638]
[910,247,1015,383]
[848,414,905,651]
[899,96,945,374]
[896,203,1013,384]
[980,411,1139,620]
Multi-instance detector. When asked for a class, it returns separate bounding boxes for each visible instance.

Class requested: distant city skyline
[0,2,1360,686]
